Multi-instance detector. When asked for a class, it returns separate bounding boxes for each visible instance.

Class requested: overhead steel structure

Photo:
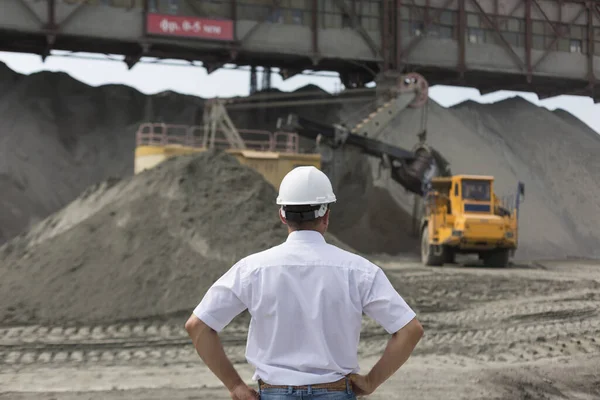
[0,0,598,101]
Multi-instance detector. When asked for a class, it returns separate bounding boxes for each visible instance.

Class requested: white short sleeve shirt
[193,230,416,385]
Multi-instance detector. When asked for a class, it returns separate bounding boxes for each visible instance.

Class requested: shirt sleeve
[193,260,248,332]
[362,267,416,334]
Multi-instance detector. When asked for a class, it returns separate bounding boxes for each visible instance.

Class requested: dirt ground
[1,257,599,400]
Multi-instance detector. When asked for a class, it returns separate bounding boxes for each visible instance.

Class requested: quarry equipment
[421,175,525,268]
[276,72,452,197]
[277,113,451,196]
[276,73,525,267]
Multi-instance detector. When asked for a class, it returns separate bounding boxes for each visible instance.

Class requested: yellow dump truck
[420,175,525,268]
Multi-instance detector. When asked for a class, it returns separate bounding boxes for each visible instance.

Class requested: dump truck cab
[421,175,524,268]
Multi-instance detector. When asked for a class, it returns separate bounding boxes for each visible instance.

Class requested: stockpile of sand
[367,97,600,260]
[0,150,349,325]
[0,62,337,246]
[323,145,421,255]
[0,61,207,245]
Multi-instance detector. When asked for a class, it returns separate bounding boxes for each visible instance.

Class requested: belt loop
[307,384,312,395]
[345,377,351,394]
[287,385,293,395]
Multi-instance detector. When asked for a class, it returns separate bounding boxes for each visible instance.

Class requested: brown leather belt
[258,377,348,391]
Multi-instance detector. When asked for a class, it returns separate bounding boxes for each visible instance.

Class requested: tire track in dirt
[2,314,599,366]
[2,263,598,367]
[422,298,600,328]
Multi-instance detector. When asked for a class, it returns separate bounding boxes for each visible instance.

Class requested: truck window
[461,180,491,201]
[454,183,458,196]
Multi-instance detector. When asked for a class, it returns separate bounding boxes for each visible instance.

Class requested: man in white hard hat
[185,166,423,400]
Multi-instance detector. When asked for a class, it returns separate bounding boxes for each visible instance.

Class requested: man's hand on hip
[230,383,259,400]
[349,373,375,396]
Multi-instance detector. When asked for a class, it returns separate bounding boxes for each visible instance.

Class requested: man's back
[194,230,416,385]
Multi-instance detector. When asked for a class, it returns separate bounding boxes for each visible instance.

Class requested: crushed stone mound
[362,96,600,260]
[325,145,420,255]
[0,62,335,246]
[0,150,351,325]
[0,61,205,245]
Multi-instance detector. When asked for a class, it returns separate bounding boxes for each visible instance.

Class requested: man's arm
[367,318,423,388]
[352,267,424,395]
[185,314,245,391]
[350,318,423,395]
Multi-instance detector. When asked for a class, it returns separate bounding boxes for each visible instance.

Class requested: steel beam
[469,0,526,71]
[458,0,466,75]
[525,0,532,81]
[184,0,205,18]
[231,0,237,40]
[587,1,596,85]
[56,3,86,32]
[531,0,561,36]
[532,6,587,71]
[334,0,382,59]
[240,0,282,45]
[496,1,523,25]
[312,0,318,56]
[382,0,389,70]
[16,0,43,26]
[396,0,403,69]
[46,0,56,30]
[398,0,455,60]
[593,2,600,27]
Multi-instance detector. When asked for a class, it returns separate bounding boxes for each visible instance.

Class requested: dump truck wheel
[482,249,510,268]
[421,227,444,266]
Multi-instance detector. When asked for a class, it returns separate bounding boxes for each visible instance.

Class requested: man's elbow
[185,314,210,337]
[396,317,424,342]
[185,314,196,332]
[411,318,425,341]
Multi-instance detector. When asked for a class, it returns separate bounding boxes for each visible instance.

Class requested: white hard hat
[276,166,336,205]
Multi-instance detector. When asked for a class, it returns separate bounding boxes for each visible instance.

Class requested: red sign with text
[146,14,234,41]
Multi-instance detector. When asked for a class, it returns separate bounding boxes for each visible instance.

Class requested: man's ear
[279,208,288,225]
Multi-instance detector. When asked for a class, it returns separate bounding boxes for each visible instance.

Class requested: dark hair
[283,204,331,230]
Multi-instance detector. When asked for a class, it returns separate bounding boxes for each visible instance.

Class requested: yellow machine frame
[420,174,524,268]
[135,144,321,190]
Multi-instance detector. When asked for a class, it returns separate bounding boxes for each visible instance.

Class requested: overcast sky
[0,51,597,134]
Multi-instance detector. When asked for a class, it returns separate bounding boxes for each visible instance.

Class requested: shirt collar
[286,230,326,244]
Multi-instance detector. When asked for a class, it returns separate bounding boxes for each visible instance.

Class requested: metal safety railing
[136,123,300,153]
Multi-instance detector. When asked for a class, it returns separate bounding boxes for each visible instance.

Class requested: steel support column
[458,0,466,76]
[231,0,237,40]
[396,0,403,70]
[312,0,318,56]
[587,1,596,87]
[382,0,389,70]
[525,0,532,81]
[46,0,56,30]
